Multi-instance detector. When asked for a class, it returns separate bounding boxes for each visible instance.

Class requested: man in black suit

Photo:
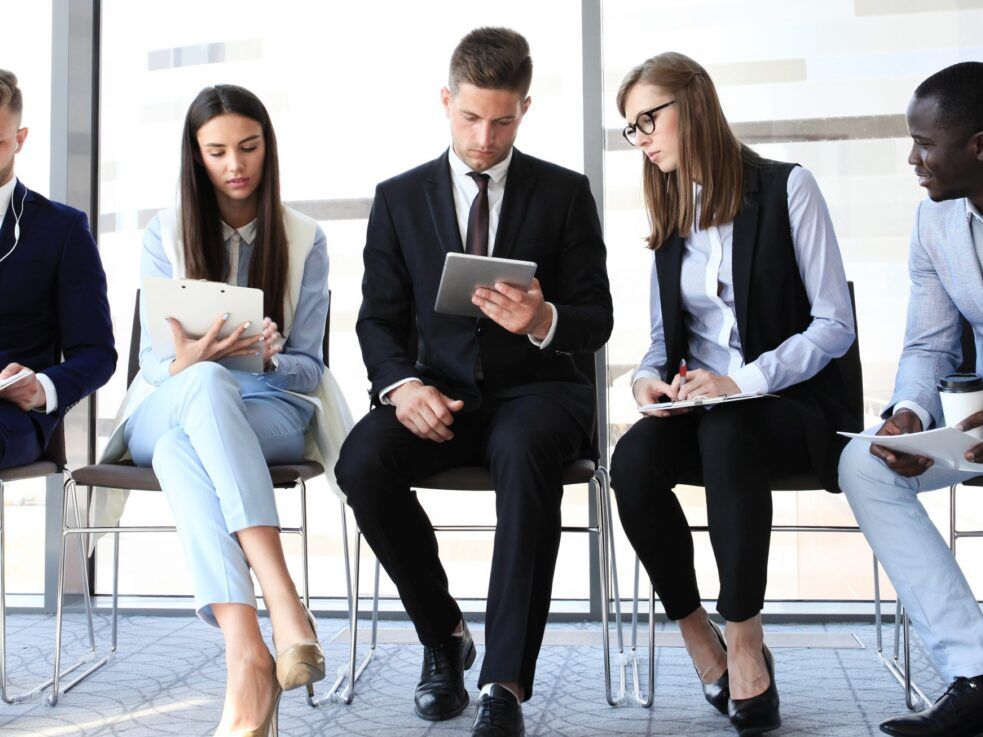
[0,68,115,470]
[336,27,612,737]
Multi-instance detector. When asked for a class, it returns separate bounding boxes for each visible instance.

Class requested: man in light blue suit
[838,62,983,737]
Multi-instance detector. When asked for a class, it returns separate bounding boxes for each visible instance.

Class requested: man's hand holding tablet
[472,277,553,339]
[434,252,537,320]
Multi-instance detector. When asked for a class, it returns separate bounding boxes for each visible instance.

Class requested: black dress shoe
[414,622,477,721]
[470,684,525,737]
[880,675,983,737]
[700,620,730,715]
[727,644,781,736]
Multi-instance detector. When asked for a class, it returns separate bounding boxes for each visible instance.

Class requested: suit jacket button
[476,326,485,336]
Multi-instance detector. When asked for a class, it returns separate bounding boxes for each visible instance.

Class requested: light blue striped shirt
[138,213,329,393]
[634,166,854,394]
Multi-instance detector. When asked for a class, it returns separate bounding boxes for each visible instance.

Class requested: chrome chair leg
[630,553,655,708]
[309,503,376,707]
[0,478,62,704]
[594,469,628,706]
[874,588,929,713]
[46,477,113,706]
[299,479,310,608]
[949,483,957,553]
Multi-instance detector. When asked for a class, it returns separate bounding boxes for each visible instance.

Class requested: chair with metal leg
[311,350,627,707]
[0,423,100,704]
[624,282,927,708]
[46,291,329,705]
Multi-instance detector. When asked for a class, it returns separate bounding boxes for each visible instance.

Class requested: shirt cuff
[894,401,932,431]
[35,373,58,414]
[729,362,769,395]
[379,377,423,406]
[528,303,558,349]
[631,368,663,387]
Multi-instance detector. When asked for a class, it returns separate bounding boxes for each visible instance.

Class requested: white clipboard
[639,391,776,413]
[143,277,264,373]
[434,253,537,318]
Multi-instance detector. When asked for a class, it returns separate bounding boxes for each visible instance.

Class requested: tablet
[434,252,538,318]
[143,277,265,373]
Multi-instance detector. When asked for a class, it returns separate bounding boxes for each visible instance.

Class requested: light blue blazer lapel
[941,200,983,323]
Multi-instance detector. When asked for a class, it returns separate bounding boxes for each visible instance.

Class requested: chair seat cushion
[678,469,824,492]
[416,458,598,492]
[0,461,60,483]
[72,461,324,491]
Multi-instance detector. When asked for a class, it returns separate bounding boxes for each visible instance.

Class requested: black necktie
[465,171,490,256]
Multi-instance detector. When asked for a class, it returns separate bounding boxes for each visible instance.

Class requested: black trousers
[0,403,43,471]
[609,398,812,622]
[335,394,584,699]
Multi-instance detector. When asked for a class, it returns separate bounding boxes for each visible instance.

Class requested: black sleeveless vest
[654,158,861,492]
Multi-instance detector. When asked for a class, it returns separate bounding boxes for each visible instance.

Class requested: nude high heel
[275,603,325,696]
[215,658,282,737]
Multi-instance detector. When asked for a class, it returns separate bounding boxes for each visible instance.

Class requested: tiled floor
[0,610,947,736]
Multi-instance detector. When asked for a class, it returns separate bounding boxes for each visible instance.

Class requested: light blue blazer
[887,197,983,428]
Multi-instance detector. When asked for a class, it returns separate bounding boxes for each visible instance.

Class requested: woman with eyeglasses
[102,84,351,737]
[609,52,859,735]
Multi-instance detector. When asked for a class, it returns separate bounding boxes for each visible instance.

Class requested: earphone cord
[0,185,27,266]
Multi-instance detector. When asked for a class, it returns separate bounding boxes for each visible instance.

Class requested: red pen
[678,358,687,386]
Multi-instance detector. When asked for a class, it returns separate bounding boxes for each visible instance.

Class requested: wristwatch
[269,354,280,373]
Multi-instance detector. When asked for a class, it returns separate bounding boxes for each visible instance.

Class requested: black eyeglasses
[622,100,676,146]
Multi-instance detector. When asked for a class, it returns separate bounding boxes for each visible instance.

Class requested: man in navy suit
[0,68,115,470]
[336,28,612,737]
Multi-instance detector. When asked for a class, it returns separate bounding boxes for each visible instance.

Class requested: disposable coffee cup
[938,373,983,440]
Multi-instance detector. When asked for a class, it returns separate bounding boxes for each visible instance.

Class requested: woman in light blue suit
[124,85,329,737]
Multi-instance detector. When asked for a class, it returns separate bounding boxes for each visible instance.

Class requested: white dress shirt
[0,177,58,413]
[633,166,855,396]
[894,198,983,430]
[379,147,558,403]
[0,175,15,230]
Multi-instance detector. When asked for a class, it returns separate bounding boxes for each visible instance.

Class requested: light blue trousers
[839,426,983,681]
[124,362,313,626]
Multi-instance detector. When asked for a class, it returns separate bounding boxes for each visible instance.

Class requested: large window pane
[96,1,586,603]
[0,0,53,596]
[601,0,983,602]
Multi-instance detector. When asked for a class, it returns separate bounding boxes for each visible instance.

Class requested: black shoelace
[474,694,513,728]
[425,646,454,677]
[937,676,976,704]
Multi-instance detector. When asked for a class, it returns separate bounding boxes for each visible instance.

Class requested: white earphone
[0,182,27,266]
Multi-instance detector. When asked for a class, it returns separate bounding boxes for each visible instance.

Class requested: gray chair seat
[679,469,824,493]
[417,458,597,491]
[71,460,324,491]
[0,460,60,483]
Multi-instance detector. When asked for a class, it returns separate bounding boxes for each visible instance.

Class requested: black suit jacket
[655,159,861,492]
[356,148,613,437]
[0,181,117,447]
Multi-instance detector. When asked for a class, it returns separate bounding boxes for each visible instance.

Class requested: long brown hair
[180,85,288,328]
[616,52,757,250]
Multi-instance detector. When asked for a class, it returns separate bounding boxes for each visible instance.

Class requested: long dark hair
[180,84,288,328]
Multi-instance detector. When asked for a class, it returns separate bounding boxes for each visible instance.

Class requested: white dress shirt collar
[220,218,257,244]
[967,198,983,226]
[0,176,18,230]
[448,145,513,183]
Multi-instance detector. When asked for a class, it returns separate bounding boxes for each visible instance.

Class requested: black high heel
[727,643,781,736]
[699,620,729,715]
